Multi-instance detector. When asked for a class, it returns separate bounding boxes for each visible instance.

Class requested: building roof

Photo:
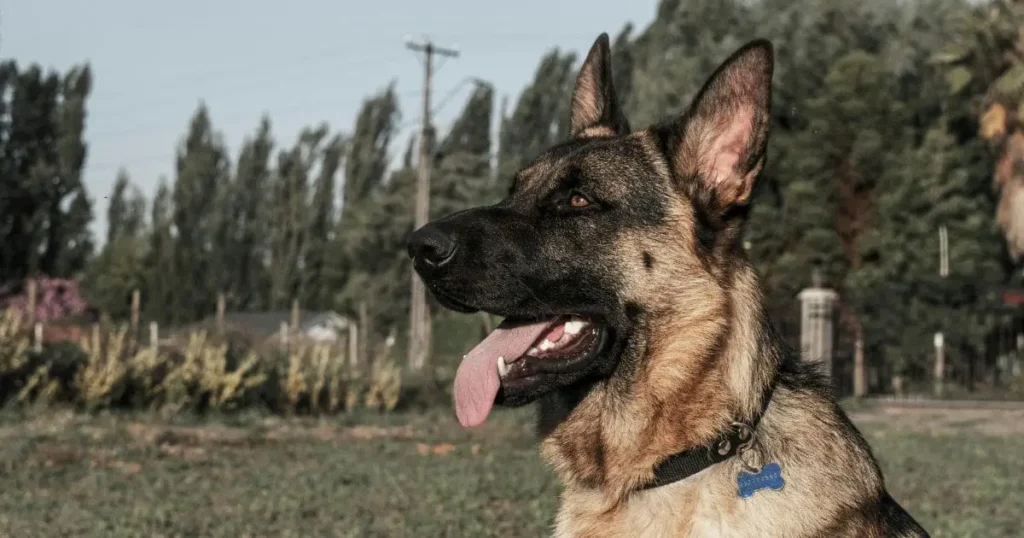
[202,310,349,338]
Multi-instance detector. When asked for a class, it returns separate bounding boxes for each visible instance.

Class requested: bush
[0,308,403,415]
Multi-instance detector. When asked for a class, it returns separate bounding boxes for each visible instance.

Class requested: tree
[0,61,94,282]
[498,50,577,177]
[267,125,326,309]
[143,181,175,324]
[304,133,345,310]
[934,0,1024,262]
[852,120,1006,381]
[170,103,231,323]
[433,83,497,216]
[83,170,149,320]
[227,117,275,311]
[327,84,401,323]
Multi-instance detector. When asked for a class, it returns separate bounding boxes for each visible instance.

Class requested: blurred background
[0,0,1021,536]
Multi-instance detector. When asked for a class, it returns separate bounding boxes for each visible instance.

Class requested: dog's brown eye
[569,194,590,208]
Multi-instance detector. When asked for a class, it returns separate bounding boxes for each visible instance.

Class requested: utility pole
[405,37,459,379]
[492,94,508,185]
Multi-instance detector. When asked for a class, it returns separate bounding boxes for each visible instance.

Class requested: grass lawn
[0,405,1020,537]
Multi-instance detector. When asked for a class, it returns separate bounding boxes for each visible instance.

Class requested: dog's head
[408,34,773,428]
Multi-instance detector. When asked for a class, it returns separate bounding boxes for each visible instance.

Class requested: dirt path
[849,406,1024,437]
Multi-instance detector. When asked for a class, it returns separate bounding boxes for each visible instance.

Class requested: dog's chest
[552,474,793,538]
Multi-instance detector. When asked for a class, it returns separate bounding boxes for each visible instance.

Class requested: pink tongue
[453,319,552,427]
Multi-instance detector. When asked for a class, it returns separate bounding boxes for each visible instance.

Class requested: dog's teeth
[497,356,509,377]
[564,320,585,335]
[539,339,554,351]
[527,347,540,356]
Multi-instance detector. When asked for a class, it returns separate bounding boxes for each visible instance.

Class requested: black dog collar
[641,382,776,490]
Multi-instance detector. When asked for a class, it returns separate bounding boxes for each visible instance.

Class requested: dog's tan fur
[413,32,927,538]
[533,36,927,538]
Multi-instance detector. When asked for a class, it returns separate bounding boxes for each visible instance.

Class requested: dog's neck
[539,264,783,501]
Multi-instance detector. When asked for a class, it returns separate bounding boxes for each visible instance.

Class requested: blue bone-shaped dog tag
[737,462,785,499]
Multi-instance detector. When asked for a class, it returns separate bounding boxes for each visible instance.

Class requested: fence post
[216,292,226,337]
[33,322,42,353]
[26,278,37,327]
[149,322,159,357]
[933,332,945,398]
[130,288,140,337]
[348,320,359,370]
[358,301,369,370]
[797,270,840,387]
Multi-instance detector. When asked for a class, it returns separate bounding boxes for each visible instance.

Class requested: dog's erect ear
[569,33,630,138]
[659,39,773,210]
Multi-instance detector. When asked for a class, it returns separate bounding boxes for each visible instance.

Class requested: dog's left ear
[658,39,773,211]
[569,33,630,138]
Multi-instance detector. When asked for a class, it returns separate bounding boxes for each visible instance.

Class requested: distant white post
[798,270,839,381]
[935,225,949,396]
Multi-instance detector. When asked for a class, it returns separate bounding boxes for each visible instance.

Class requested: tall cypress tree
[171,104,230,323]
[433,83,496,216]
[304,133,345,310]
[326,84,400,318]
[229,117,275,311]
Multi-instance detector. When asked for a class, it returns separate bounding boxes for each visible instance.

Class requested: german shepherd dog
[408,34,929,537]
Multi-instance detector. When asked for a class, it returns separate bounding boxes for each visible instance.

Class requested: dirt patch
[122,421,418,450]
[264,424,416,443]
[850,407,1024,437]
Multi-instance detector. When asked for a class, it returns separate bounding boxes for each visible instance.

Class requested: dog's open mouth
[452,315,605,428]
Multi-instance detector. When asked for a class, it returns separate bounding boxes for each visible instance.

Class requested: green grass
[0,406,1019,537]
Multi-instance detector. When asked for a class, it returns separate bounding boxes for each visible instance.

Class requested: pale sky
[0,0,658,243]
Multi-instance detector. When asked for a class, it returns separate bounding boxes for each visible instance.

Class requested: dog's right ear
[569,33,630,138]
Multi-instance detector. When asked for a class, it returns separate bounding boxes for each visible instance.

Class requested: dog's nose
[407,224,457,272]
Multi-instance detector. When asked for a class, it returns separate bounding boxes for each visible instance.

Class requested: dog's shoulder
[818,492,930,538]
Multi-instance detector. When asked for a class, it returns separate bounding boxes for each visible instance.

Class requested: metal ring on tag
[731,421,753,444]
[731,422,760,473]
[738,446,762,474]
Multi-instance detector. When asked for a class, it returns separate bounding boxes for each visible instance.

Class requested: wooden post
[853,326,866,398]
[33,322,43,353]
[149,322,159,357]
[216,292,226,337]
[130,289,140,336]
[933,332,945,398]
[291,299,300,333]
[26,278,37,326]
[358,301,369,369]
[347,322,359,370]
[280,321,290,352]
